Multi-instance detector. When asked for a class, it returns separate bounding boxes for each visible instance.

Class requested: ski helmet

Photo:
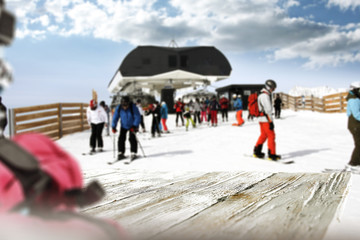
[121,96,130,106]
[265,79,277,91]
[232,94,237,99]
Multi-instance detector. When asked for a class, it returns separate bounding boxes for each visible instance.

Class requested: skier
[345,82,360,173]
[136,99,146,132]
[219,95,229,122]
[174,98,184,127]
[0,96,7,138]
[253,79,281,160]
[200,98,207,123]
[183,104,196,131]
[193,98,201,124]
[209,96,220,126]
[274,94,282,119]
[99,100,110,136]
[160,101,170,133]
[145,101,161,137]
[112,96,141,160]
[86,99,107,153]
[232,94,244,126]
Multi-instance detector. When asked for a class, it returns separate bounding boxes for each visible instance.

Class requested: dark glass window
[180,55,188,67]
[168,55,177,67]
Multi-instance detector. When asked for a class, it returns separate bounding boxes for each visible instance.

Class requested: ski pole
[132,131,146,158]
[112,132,116,160]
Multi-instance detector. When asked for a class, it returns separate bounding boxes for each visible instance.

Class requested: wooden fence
[277,92,348,113]
[8,103,90,140]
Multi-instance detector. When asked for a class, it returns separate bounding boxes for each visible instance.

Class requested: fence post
[286,94,289,109]
[311,95,314,112]
[8,108,15,137]
[58,103,63,139]
[80,103,84,131]
[339,94,343,112]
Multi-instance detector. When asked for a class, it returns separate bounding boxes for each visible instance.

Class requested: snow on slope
[57,109,360,240]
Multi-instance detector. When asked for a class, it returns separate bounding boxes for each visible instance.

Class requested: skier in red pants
[253,79,281,160]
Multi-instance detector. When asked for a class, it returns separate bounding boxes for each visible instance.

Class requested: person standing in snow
[274,94,282,119]
[193,98,201,124]
[345,82,360,173]
[0,96,7,138]
[200,98,207,123]
[136,99,146,132]
[145,101,161,137]
[209,96,221,127]
[219,95,229,122]
[232,94,244,126]
[112,96,141,160]
[160,101,170,133]
[174,98,184,127]
[183,104,196,131]
[99,101,110,136]
[253,79,281,160]
[86,99,107,153]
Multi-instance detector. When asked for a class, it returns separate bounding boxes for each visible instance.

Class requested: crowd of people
[84,79,289,162]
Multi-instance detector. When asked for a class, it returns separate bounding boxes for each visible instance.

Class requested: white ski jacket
[86,106,107,125]
[257,88,274,123]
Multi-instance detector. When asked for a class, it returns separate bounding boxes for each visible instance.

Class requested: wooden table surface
[82,170,351,240]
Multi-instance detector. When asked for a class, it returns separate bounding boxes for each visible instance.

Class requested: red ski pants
[161,118,168,131]
[211,110,218,125]
[236,110,244,125]
[256,122,276,154]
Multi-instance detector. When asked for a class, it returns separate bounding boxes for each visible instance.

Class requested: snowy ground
[57,109,360,240]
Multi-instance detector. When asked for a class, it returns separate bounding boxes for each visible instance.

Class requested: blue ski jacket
[112,103,141,130]
[161,104,168,119]
[233,98,243,110]
[347,91,360,121]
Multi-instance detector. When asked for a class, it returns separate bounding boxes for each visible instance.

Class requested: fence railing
[8,103,90,140]
[278,92,348,113]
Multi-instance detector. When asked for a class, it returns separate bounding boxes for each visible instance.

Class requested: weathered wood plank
[154,172,351,240]
[83,171,350,240]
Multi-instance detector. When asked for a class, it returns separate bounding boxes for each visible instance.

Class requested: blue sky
[1,0,360,108]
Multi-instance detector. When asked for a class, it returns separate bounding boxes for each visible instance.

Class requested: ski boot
[130,153,137,161]
[268,150,281,161]
[117,152,126,161]
[253,144,265,158]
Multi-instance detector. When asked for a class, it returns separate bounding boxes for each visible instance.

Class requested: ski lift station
[107,45,232,111]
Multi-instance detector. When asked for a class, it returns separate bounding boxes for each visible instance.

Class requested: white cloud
[30,15,50,27]
[6,0,360,69]
[272,25,360,69]
[327,0,360,10]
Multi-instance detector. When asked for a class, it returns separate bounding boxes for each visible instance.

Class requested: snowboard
[243,154,294,164]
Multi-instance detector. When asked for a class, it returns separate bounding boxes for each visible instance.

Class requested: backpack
[0,133,127,240]
[248,93,262,117]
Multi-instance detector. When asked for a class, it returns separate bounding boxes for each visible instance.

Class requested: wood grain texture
[82,170,351,240]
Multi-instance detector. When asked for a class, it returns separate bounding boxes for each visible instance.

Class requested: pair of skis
[107,155,140,165]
